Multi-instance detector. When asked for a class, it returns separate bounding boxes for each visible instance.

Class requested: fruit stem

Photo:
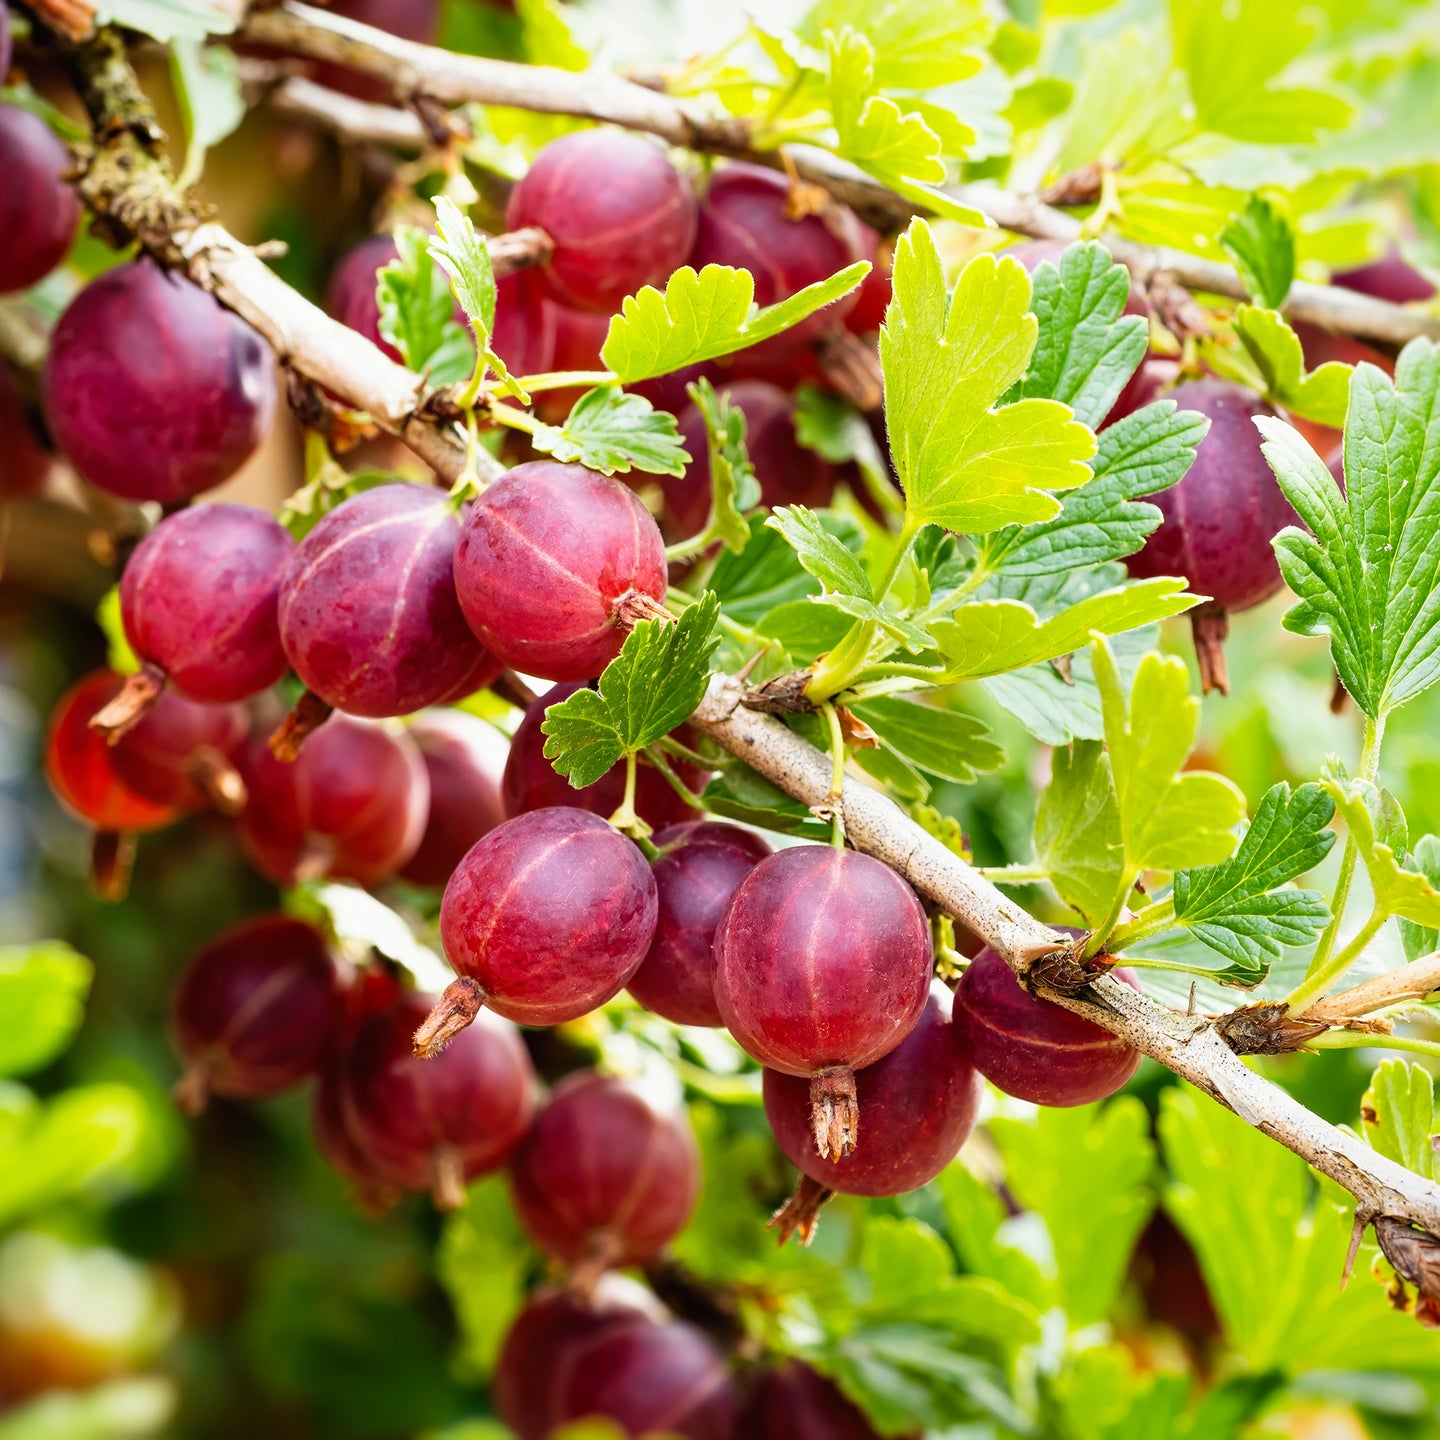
[431,1146,468,1211]
[1289,713,1386,1009]
[1191,606,1231,696]
[413,977,485,1056]
[768,1175,835,1247]
[90,829,135,901]
[173,1059,212,1116]
[89,663,165,742]
[819,701,846,848]
[809,1066,859,1160]
[187,747,248,816]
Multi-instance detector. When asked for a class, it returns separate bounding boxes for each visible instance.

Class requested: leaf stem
[873,518,919,607]
[512,369,617,393]
[974,865,1051,885]
[1308,1030,1440,1060]
[1286,906,1388,1016]
[606,751,653,847]
[1289,712,1386,1009]
[1105,898,1178,954]
[1084,873,1138,959]
[819,701,846,849]
[645,748,710,810]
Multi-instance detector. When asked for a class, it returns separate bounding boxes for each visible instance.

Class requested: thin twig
[243,0,1440,350]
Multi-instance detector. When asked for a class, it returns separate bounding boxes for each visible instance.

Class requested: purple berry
[0,104,79,294]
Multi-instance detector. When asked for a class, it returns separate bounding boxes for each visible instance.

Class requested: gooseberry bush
[11,0,1440,1436]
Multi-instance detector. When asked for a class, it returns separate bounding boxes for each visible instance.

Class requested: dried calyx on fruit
[109,691,249,816]
[714,845,932,1160]
[170,915,349,1114]
[955,947,1142,1107]
[420,807,658,1052]
[452,460,669,682]
[93,504,296,739]
[764,982,982,1244]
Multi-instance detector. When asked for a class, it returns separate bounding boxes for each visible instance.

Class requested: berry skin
[0,8,10,78]
[0,365,51,499]
[425,807,657,1047]
[1123,378,1298,694]
[690,163,865,358]
[628,822,771,1027]
[954,947,1141,1107]
[397,710,509,887]
[170,915,349,1113]
[764,983,982,1242]
[1334,249,1435,304]
[237,715,429,887]
[328,234,407,363]
[501,681,707,830]
[743,1360,889,1440]
[337,990,537,1208]
[44,262,276,503]
[279,483,493,719]
[844,223,894,336]
[109,691,249,815]
[119,503,295,705]
[507,130,698,314]
[453,461,668,682]
[0,105,80,295]
[713,845,932,1160]
[508,1071,699,1269]
[665,381,838,540]
[548,1319,736,1440]
[44,673,178,836]
[495,1283,659,1440]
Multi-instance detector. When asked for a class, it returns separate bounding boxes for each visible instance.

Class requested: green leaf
[1361,1059,1438,1181]
[96,586,139,676]
[826,29,959,189]
[430,197,496,345]
[881,222,1096,534]
[927,577,1199,683]
[766,505,872,598]
[978,401,1209,577]
[685,379,762,552]
[699,765,832,841]
[1033,740,1123,927]
[801,0,992,89]
[541,595,720,787]
[848,696,1002,785]
[278,456,396,542]
[1219,196,1296,309]
[936,1165,1050,1310]
[0,944,91,1079]
[1171,782,1336,971]
[436,1175,533,1376]
[1232,307,1352,427]
[1006,241,1150,430]
[1399,834,1440,962]
[991,1099,1157,1326]
[376,227,475,385]
[708,513,866,624]
[95,0,234,40]
[1161,1083,1440,1374]
[1094,637,1246,875]
[755,600,853,663]
[1322,774,1440,927]
[528,388,689,477]
[169,40,244,189]
[1262,418,1410,693]
[793,386,901,515]
[601,263,870,384]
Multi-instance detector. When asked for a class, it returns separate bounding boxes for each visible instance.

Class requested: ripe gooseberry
[109,691,249,815]
[844,223,894,336]
[277,483,494,730]
[764,982,982,1243]
[743,1360,889,1440]
[44,672,180,899]
[954,947,1141,1107]
[501,681,707,830]
[507,130,698,314]
[689,162,864,358]
[663,381,837,541]
[452,461,668,682]
[337,990,537,1208]
[0,105,80,294]
[237,715,429,886]
[549,1319,736,1440]
[713,845,932,1160]
[421,807,657,1050]
[170,915,349,1113]
[0,366,51,499]
[495,1282,659,1440]
[396,710,509,887]
[44,262,276,503]
[627,821,771,1027]
[1334,248,1435,303]
[98,504,295,738]
[1123,378,1297,694]
[508,1071,699,1270]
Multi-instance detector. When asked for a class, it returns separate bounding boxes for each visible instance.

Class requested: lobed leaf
[685,379,761,553]
[1322,775,1440,927]
[1219,196,1296,310]
[527,388,689,477]
[1033,740,1123,926]
[848,695,1002,785]
[1231,306,1351,427]
[1361,1059,1439,1182]
[376,227,475,385]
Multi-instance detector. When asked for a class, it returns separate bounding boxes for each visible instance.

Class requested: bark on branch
[689,674,1440,1239]
[243,0,1440,351]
